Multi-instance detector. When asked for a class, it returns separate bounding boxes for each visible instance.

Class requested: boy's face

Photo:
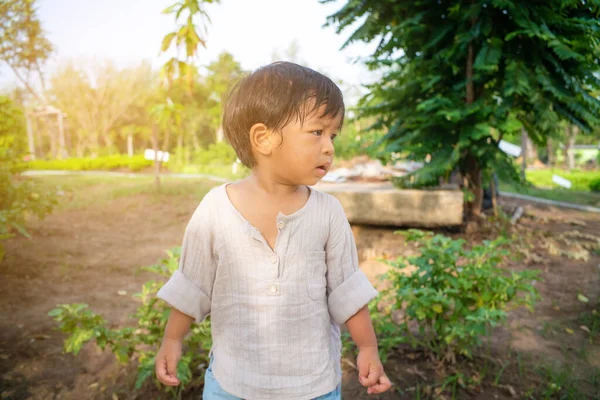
[269,104,342,186]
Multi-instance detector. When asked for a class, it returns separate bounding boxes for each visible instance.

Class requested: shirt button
[277,221,285,229]
[269,284,278,294]
[270,254,278,264]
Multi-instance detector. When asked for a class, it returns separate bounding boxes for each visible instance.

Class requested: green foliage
[371,230,539,363]
[0,96,56,262]
[193,141,237,165]
[24,155,154,172]
[334,119,387,161]
[590,177,600,193]
[49,248,212,395]
[325,0,600,210]
[0,0,53,104]
[160,0,218,89]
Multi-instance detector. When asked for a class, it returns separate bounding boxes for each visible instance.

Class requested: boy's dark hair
[222,61,345,168]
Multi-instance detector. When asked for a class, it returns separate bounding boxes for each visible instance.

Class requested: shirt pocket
[305,250,327,301]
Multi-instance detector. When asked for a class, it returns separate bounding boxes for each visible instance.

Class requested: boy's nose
[323,138,334,156]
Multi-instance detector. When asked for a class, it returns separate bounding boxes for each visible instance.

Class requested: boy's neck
[245,169,303,198]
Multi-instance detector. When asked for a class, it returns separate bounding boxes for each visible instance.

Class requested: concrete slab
[316,181,463,227]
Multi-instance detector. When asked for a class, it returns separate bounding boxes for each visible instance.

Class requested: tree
[160,0,218,92]
[48,60,155,157]
[0,0,52,105]
[155,0,217,191]
[326,0,600,217]
[204,52,243,142]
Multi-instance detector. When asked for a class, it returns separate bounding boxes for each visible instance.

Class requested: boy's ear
[250,123,280,156]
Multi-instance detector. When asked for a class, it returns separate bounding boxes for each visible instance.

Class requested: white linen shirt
[157,183,378,400]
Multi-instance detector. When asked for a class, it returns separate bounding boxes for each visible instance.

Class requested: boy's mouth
[316,162,332,175]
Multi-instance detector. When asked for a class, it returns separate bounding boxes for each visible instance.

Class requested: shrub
[590,177,600,193]
[49,248,211,396]
[0,96,56,261]
[371,230,539,363]
[23,154,153,172]
[192,142,237,165]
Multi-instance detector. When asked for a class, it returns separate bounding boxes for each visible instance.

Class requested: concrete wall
[317,182,463,228]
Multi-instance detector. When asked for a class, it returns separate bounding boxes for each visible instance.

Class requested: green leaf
[432,304,443,314]
[577,294,589,303]
[161,32,176,52]
[48,308,63,317]
[474,43,502,71]
[64,329,95,355]
[11,222,32,239]
[135,361,155,389]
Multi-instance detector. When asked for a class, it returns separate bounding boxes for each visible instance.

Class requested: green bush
[370,230,539,363]
[0,96,56,261]
[49,248,212,396]
[192,142,237,165]
[23,155,153,172]
[590,177,600,193]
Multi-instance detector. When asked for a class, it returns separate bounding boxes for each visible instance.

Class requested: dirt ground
[1,179,600,399]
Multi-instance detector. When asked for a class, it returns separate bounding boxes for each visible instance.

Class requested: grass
[525,169,600,191]
[499,168,600,207]
[500,181,600,207]
[33,174,221,211]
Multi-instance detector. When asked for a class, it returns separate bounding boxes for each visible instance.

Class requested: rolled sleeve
[328,269,378,325]
[156,192,218,323]
[325,196,378,325]
[157,270,211,322]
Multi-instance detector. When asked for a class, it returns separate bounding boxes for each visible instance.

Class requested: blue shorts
[202,357,342,400]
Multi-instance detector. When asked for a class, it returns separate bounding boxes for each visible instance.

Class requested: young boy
[155,62,391,399]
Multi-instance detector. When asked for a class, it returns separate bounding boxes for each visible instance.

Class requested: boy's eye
[311,130,323,137]
[331,134,337,142]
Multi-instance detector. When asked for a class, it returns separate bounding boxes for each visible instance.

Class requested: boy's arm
[156,308,195,386]
[346,305,392,395]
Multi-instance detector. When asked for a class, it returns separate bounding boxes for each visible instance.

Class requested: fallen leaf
[565,328,574,335]
[33,334,51,340]
[497,384,518,398]
[89,383,99,390]
[580,325,591,334]
[112,393,119,400]
[117,290,127,296]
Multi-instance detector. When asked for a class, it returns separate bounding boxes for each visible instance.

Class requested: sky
[0,0,379,102]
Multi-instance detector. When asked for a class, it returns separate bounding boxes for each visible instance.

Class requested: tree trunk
[567,125,577,171]
[152,124,161,192]
[464,38,482,217]
[216,125,224,143]
[49,117,57,159]
[521,127,528,182]
[547,138,553,166]
[526,135,537,163]
[465,153,483,218]
[177,131,183,164]
[57,112,67,159]
[127,133,134,157]
[26,114,36,160]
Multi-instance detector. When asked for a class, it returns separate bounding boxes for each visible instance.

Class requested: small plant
[372,230,540,363]
[49,248,211,397]
[578,307,600,344]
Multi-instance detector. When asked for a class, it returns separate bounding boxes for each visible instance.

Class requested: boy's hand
[357,346,392,395]
[155,337,182,386]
